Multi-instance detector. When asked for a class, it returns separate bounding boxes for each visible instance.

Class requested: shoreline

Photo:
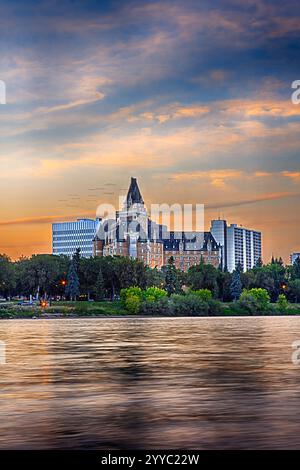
[1,313,300,320]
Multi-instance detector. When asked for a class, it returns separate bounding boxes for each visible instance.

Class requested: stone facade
[93,177,221,272]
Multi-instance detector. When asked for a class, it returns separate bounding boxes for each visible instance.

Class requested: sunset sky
[0,0,299,262]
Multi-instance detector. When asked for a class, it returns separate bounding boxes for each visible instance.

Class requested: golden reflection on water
[1,317,300,449]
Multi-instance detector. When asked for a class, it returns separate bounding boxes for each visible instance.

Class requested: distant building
[210,219,227,270]
[52,219,98,257]
[210,219,262,272]
[94,177,221,271]
[291,252,300,265]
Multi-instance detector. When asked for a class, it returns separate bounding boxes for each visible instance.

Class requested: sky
[0,0,299,262]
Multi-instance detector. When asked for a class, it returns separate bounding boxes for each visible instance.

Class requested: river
[1,317,300,449]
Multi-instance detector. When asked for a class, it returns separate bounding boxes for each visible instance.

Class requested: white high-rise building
[291,253,300,265]
[52,218,98,258]
[210,220,262,272]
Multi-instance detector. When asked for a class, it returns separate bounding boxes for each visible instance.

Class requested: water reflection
[1,317,300,449]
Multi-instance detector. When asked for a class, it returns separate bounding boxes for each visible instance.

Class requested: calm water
[1,317,300,449]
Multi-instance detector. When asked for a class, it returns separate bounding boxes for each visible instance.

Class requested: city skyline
[0,0,300,262]
[52,176,262,273]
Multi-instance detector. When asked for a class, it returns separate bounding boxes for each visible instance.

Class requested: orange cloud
[0,212,94,227]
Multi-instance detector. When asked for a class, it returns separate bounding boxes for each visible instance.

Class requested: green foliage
[277,294,289,313]
[120,286,143,304]
[0,254,15,297]
[124,295,141,314]
[230,266,242,301]
[140,297,169,315]
[15,254,69,298]
[217,271,232,302]
[192,289,213,302]
[164,256,181,296]
[187,261,219,296]
[287,279,300,303]
[65,257,80,301]
[254,262,286,302]
[290,257,300,280]
[207,299,223,315]
[74,302,89,315]
[170,294,209,316]
[144,286,167,302]
[239,288,270,314]
[95,268,105,301]
[145,267,165,288]
[3,252,300,312]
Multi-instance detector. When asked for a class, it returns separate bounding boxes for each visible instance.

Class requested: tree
[73,248,81,271]
[230,264,242,301]
[0,254,15,298]
[239,288,270,314]
[165,257,179,296]
[187,260,219,296]
[145,267,165,288]
[78,256,101,300]
[65,257,80,301]
[95,268,105,301]
[15,254,69,299]
[291,257,300,280]
[217,270,232,302]
[287,279,300,303]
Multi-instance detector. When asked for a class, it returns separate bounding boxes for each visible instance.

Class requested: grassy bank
[0,301,128,318]
[1,300,300,319]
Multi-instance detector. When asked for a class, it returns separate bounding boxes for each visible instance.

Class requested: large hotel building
[52,177,262,272]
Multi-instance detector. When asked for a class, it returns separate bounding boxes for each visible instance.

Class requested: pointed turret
[126,177,144,208]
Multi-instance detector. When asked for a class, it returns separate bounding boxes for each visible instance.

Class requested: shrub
[238,288,270,314]
[120,287,143,305]
[207,299,222,316]
[170,294,209,316]
[124,295,141,314]
[144,287,167,302]
[192,289,213,302]
[277,294,289,313]
[140,297,170,315]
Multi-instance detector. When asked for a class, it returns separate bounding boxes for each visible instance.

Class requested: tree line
[0,250,300,303]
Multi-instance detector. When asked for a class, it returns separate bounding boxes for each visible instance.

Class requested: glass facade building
[52,219,98,258]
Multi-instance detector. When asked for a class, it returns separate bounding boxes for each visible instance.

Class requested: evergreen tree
[65,257,80,301]
[293,257,300,279]
[255,257,263,268]
[230,264,242,301]
[165,256,178,296]
[95,268,105,301]
[73,248,81,271]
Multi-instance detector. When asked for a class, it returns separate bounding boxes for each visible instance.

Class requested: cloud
[0,213,94,227]
[282,171,300,181]
[206,191,299,209]
[170,169,244,189]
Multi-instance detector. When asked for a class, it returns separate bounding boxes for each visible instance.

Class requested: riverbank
[1,300,300,319]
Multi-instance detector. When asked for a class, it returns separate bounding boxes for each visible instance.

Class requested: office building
[52,219,98,258]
